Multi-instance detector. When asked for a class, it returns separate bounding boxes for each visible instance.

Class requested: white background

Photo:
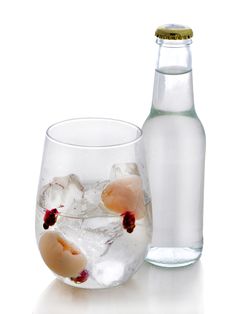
[0,0,235,313]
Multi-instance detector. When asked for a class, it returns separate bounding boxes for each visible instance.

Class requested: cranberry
[121,211,136,233]
[43,222,49,230]
[43,208,59,229]
[71,270,89,283]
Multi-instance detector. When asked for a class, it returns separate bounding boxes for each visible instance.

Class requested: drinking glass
[35,118,152,288]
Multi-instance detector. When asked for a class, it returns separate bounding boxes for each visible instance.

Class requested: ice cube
[64,198,91,217]
[82,180,109,215]
[38,182,63,209]
[92,260,125,287]
[84,180,109,207]
[56,215,83,240]
[63,180,110,217]
[56,216,123,261]
[53,181,109,218]
[81,217,123,258]
[38,174,84,210]
[54,174,84,191]
[110,163,140,181]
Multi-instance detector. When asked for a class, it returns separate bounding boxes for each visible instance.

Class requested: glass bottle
[143,24,206,267]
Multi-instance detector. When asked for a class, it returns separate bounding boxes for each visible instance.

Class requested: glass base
[145,246,202,268]
[59,276,123,289]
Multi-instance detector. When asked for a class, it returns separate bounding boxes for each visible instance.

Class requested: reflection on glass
[34,262,203,314]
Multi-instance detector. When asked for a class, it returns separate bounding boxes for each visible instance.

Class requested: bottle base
[145,246,202,268]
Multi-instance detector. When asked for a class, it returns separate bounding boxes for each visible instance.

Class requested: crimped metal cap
[155,24,193,40]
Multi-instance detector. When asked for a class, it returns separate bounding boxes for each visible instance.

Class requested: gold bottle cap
[155,24,193,40]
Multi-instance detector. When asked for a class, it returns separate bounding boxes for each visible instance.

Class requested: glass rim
[46,117,143,149]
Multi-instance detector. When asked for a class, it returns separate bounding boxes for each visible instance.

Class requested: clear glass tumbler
[35,118,152,288]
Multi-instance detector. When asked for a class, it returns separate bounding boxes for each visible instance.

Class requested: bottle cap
[155,24,193,40]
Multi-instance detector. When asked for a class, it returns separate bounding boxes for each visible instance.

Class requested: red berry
[43,223,49,230]
[43,208,59,229]
[71,270,89,283]
[126,227,134,233]
[51,208,59,214]
[121,211,136,233]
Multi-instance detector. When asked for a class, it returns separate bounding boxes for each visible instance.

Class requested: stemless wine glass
[35,118,152,289]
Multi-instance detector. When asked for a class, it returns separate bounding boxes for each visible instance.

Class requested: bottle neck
[151,39,194,113]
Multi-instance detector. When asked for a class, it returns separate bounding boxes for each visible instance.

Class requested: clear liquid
[35,176,152,288]
[143,69,205,267]
[151,68,194,113]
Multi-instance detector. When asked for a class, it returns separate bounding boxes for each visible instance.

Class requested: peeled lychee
[39,231,87,278]
[101,175,145,219]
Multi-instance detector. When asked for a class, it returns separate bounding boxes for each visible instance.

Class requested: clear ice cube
[38,182,63,209]
[64,180,109,217]
[56,216,123,261]
[80,217,123,259]
[38,174,84,210]
[92,260,125,286]
[110,162,140,180]
[84,180,109,207]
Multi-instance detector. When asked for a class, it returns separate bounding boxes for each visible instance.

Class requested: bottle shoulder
[143,113,205,141]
